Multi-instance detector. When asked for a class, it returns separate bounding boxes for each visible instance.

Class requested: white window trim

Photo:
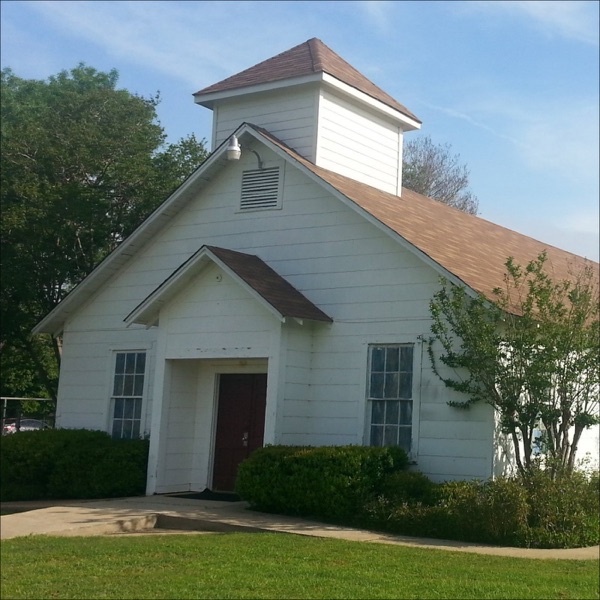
[105,347,151,438]
[364,340,422,460]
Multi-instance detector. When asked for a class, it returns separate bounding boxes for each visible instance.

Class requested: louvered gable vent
[240,167,281,210]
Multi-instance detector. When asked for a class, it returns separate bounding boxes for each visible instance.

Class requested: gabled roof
[194,38,420,124]
[125,245,332,327]
[33,122,598,337]
[256,126,597,301]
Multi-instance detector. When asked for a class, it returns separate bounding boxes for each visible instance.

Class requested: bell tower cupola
[194,38,421,196]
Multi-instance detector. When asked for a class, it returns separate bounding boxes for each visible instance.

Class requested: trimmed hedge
[365,468,599,549]
[236,445,598,548]
[366,476,530,546]
[0,429,149,501]
[236,445,408,522]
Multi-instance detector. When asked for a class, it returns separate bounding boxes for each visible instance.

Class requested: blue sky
[1,0,598,260]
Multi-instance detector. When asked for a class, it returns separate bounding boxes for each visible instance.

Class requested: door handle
[242,431,248,447]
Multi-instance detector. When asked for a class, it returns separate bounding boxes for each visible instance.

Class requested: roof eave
[321,73,421,130]
[125,245,332,327]
[194,73,323,108]
[194,72,421,130]
[32,138,240,337]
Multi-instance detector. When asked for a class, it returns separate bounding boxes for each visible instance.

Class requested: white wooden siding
[316,89,402,195]
[161,262,276,359]
[57,143,497,484]
[160,360,197,490]
[213,86,319,160]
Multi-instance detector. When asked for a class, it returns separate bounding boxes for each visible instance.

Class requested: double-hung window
[368,344,414,452]
[111,351,146,439]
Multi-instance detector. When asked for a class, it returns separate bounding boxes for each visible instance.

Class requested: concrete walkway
[1,495,598,561]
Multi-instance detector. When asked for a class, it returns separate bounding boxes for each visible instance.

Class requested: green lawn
[1,532,598,599]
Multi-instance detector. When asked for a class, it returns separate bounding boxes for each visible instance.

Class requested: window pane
[370,425,383,447]
[124,399,134,419]
[134,375,144,396]
[371,401,385,424]
[386,401,400,425]
[132,420,140,439]
[115,353,125,374]
[125,353,136,374]
[133,398,142,419]
[398,428,411,452]
[113,375,124,396]
[400,346,413,371]
[400,401,412,425]
[371,347,385,372]
[384,372,399,398]
[370,373,384,398]
[113,398,124,419]
[135,353,146,374]
[399,373,412,399]
[123,375,134,396]
[384,426,398,446]
[122,419,133,440]
[385,347,399,372]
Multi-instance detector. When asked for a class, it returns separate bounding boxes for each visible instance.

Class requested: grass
[1,532,598,599]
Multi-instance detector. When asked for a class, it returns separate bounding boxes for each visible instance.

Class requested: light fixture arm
[247,148,263,170]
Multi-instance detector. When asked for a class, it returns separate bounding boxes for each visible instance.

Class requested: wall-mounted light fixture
[226,135,242,161]
[225,135,263,169]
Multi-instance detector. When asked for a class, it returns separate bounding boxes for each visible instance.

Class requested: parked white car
[2,419,51,434]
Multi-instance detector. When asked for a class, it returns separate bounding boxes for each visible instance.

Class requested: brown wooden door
[212,373,267,492]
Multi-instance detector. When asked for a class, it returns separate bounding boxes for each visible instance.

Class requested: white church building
[34,39,599,493]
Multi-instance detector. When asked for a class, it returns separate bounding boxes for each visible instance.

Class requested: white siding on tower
[212,85,319,161]
[316,88,403,195]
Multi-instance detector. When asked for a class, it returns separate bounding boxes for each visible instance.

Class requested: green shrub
[365,469,598,549]
[521,467,600,549]
[236,445,408,522]
[379,470,439,505]
[440,478,529,545]
[0,429,149,501]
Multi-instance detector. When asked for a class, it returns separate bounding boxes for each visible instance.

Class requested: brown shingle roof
[206,246,332,322]
[256,127,598,302]
[194,38,420,123]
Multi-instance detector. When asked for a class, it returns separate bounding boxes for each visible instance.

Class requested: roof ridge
[307,37,323,71]
[194,38,420,122]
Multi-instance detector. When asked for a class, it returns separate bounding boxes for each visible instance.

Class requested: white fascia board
[124,251,212,327]
[321,73,422,131]
[195,72,421,132]
[194,74,323,108]
[125,246,285,328]
[32,142,236,337]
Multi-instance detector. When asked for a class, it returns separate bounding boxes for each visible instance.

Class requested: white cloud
[467,0,599,46]
[356,1,394,33]
[517,102,599,183]
[434,88,599,189]
[21,1,294,90]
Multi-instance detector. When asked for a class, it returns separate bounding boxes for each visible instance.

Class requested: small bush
[236,445,408,522]
[0,429,149,501]
[379,470,439,505]
[521,467,600,548]
[365,469,598,549]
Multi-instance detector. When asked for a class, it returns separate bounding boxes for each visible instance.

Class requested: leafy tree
[403,135,479,214]
[428,253,599,477]
[0,65,209,402]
